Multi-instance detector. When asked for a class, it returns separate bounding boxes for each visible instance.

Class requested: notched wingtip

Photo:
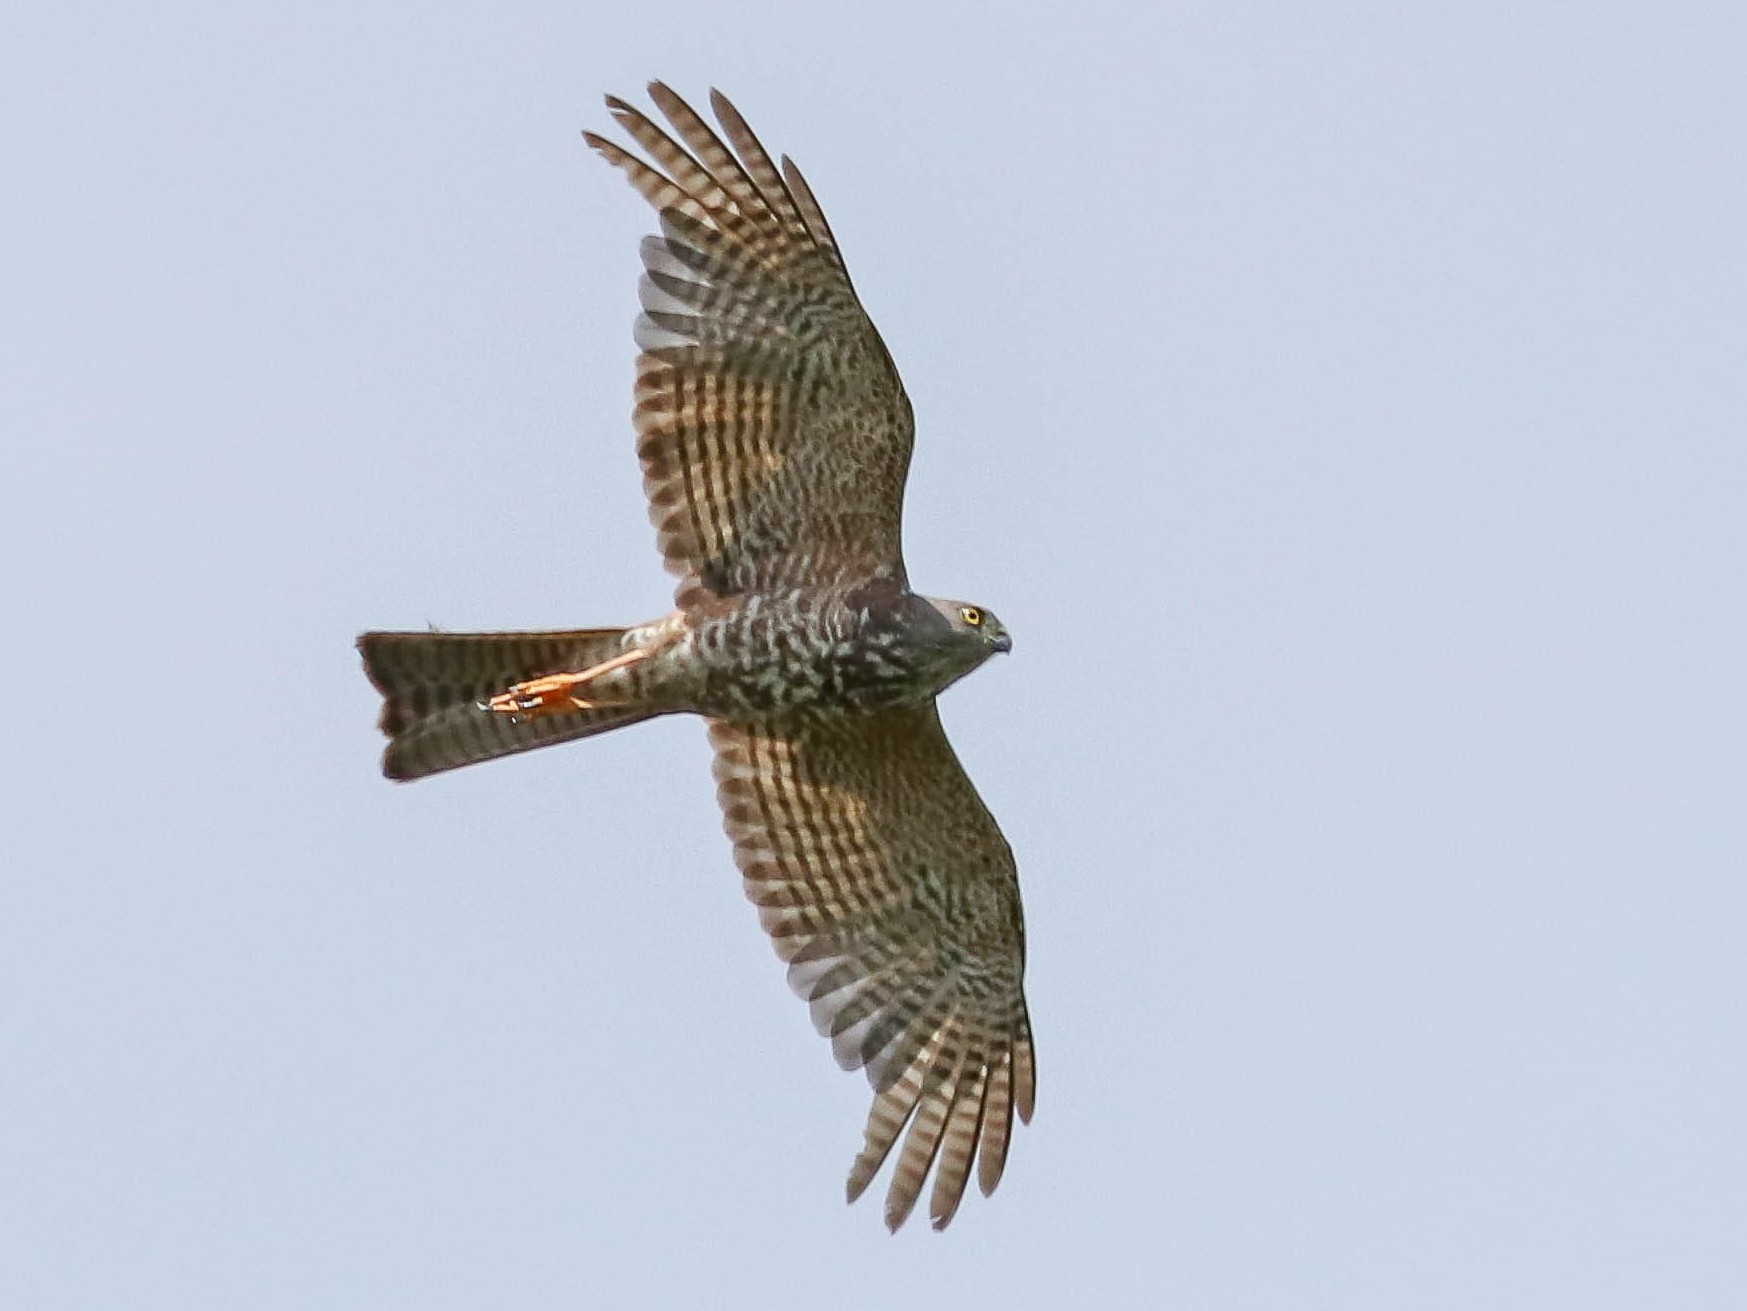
[882,1196,910,1233]
[602,96,642,132]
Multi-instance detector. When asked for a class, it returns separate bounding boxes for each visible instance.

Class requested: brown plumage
[358,84,1033,1231]
[359,630,654,779]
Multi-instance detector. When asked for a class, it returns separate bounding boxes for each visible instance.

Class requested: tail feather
[358,629,657,780]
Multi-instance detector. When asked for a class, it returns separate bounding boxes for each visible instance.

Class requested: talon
[482,647,651,718]
[485,672,597,717]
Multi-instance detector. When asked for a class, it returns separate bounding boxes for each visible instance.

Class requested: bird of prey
[358,84,1034,1232]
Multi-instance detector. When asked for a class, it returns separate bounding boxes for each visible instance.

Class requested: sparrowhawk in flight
[359,83,1035,1232]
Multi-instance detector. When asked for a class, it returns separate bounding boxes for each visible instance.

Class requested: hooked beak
[990,631,1013,655]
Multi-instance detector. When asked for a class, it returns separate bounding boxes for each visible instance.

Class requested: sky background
[4,3,1743,1307]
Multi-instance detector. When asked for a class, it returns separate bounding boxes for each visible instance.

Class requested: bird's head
[918,597,1013,686]
[930,598,1013,654]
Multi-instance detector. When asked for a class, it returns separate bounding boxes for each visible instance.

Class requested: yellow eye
[959,606,983,627]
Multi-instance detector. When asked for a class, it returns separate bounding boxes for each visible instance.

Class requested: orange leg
[484,648,649,717]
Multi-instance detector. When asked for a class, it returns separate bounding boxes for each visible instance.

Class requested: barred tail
[357,629,657,780]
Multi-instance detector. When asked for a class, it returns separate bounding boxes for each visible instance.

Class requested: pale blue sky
[4,3,1743,1307]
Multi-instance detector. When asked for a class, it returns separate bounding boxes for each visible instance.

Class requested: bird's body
[359,84,1034,1232]
[688,580,1011,719]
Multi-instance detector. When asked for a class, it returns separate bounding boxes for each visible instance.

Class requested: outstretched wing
[709,705,1034,1231]
[585,84,915,609]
